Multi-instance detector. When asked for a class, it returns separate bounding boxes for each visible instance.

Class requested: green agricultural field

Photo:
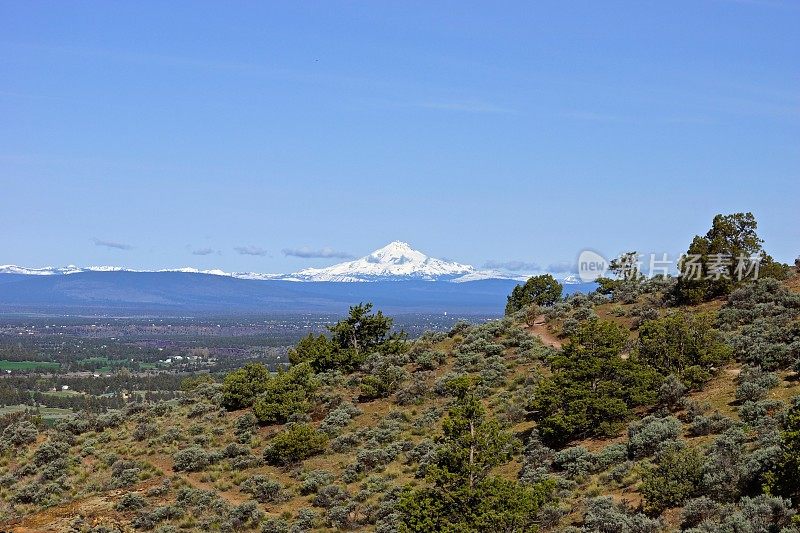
[77,356,109,368]
[77,356,154,373]
[41,390,83,398]
[0,404,73,420]
[0,360,60,371]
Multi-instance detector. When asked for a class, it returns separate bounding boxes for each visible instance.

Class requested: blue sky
[1,1,798,274]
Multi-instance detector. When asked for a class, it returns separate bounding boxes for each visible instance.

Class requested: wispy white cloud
[483,260,540,272]
[283,247,354,259]
[191,247,217,256]
[234,245,269,257]
[93,238,132,250]
[547,261,578,274]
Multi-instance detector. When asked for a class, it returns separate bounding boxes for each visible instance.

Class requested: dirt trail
[526,316,563,349]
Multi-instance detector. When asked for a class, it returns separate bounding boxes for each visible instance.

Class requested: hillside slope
[1,273,799,532]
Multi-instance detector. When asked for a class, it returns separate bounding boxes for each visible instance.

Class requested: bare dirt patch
[526,316,563,349]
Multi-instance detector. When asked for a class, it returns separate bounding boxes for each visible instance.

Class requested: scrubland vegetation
[1,213,799,532]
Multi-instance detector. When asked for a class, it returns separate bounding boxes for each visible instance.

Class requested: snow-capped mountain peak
[0,242,531,283]
[366,241,425,264]
[293,241,479,282]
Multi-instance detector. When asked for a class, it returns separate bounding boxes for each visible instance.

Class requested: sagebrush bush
[299,469,334,495]
[172,446,209,472]
[230,500,264,528]
[229,453,261,470]
[688,411,734,436]
[353,447,392,473]
[735,366,779,403]
[395,372,432,406]
[133,422,158,441]
[626,415,682,459]
[658,374,687,409]
[96,412,124,430]
[160,427,182,444]
[738,399,783,425]
[260,516,290,533]
[234,412,257,439]
[330,431,361,453]
[552,446,595,479]
[240,475,285,503]
[702,427,746,502]
[682,495,795,532]
[0,420,38,449]
[33,440,70,466]
[680,496,720,529]
[561,317,580,338]
[411,348,446,371]
[594,443,628,471]
[110,467,141,488]
[319,402,361,435]
[583,496,663,533]
[313,483,350,509]
[187,402,215,419]
[719,279,800,370]
[519,431,554,485]
[116,492,147,511]
[13,481,64,505]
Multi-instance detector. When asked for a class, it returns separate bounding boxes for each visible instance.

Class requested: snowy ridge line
[1,242,571,283]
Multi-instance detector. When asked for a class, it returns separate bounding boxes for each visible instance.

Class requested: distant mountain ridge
[0,271,595,316]
[0,264,282,281]
[0,241,530,283]
[0,242,599,315]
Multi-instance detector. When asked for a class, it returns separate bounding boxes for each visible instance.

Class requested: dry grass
[6,277,800,531]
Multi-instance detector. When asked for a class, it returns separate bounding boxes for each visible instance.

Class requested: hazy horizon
[2,1,798,273]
